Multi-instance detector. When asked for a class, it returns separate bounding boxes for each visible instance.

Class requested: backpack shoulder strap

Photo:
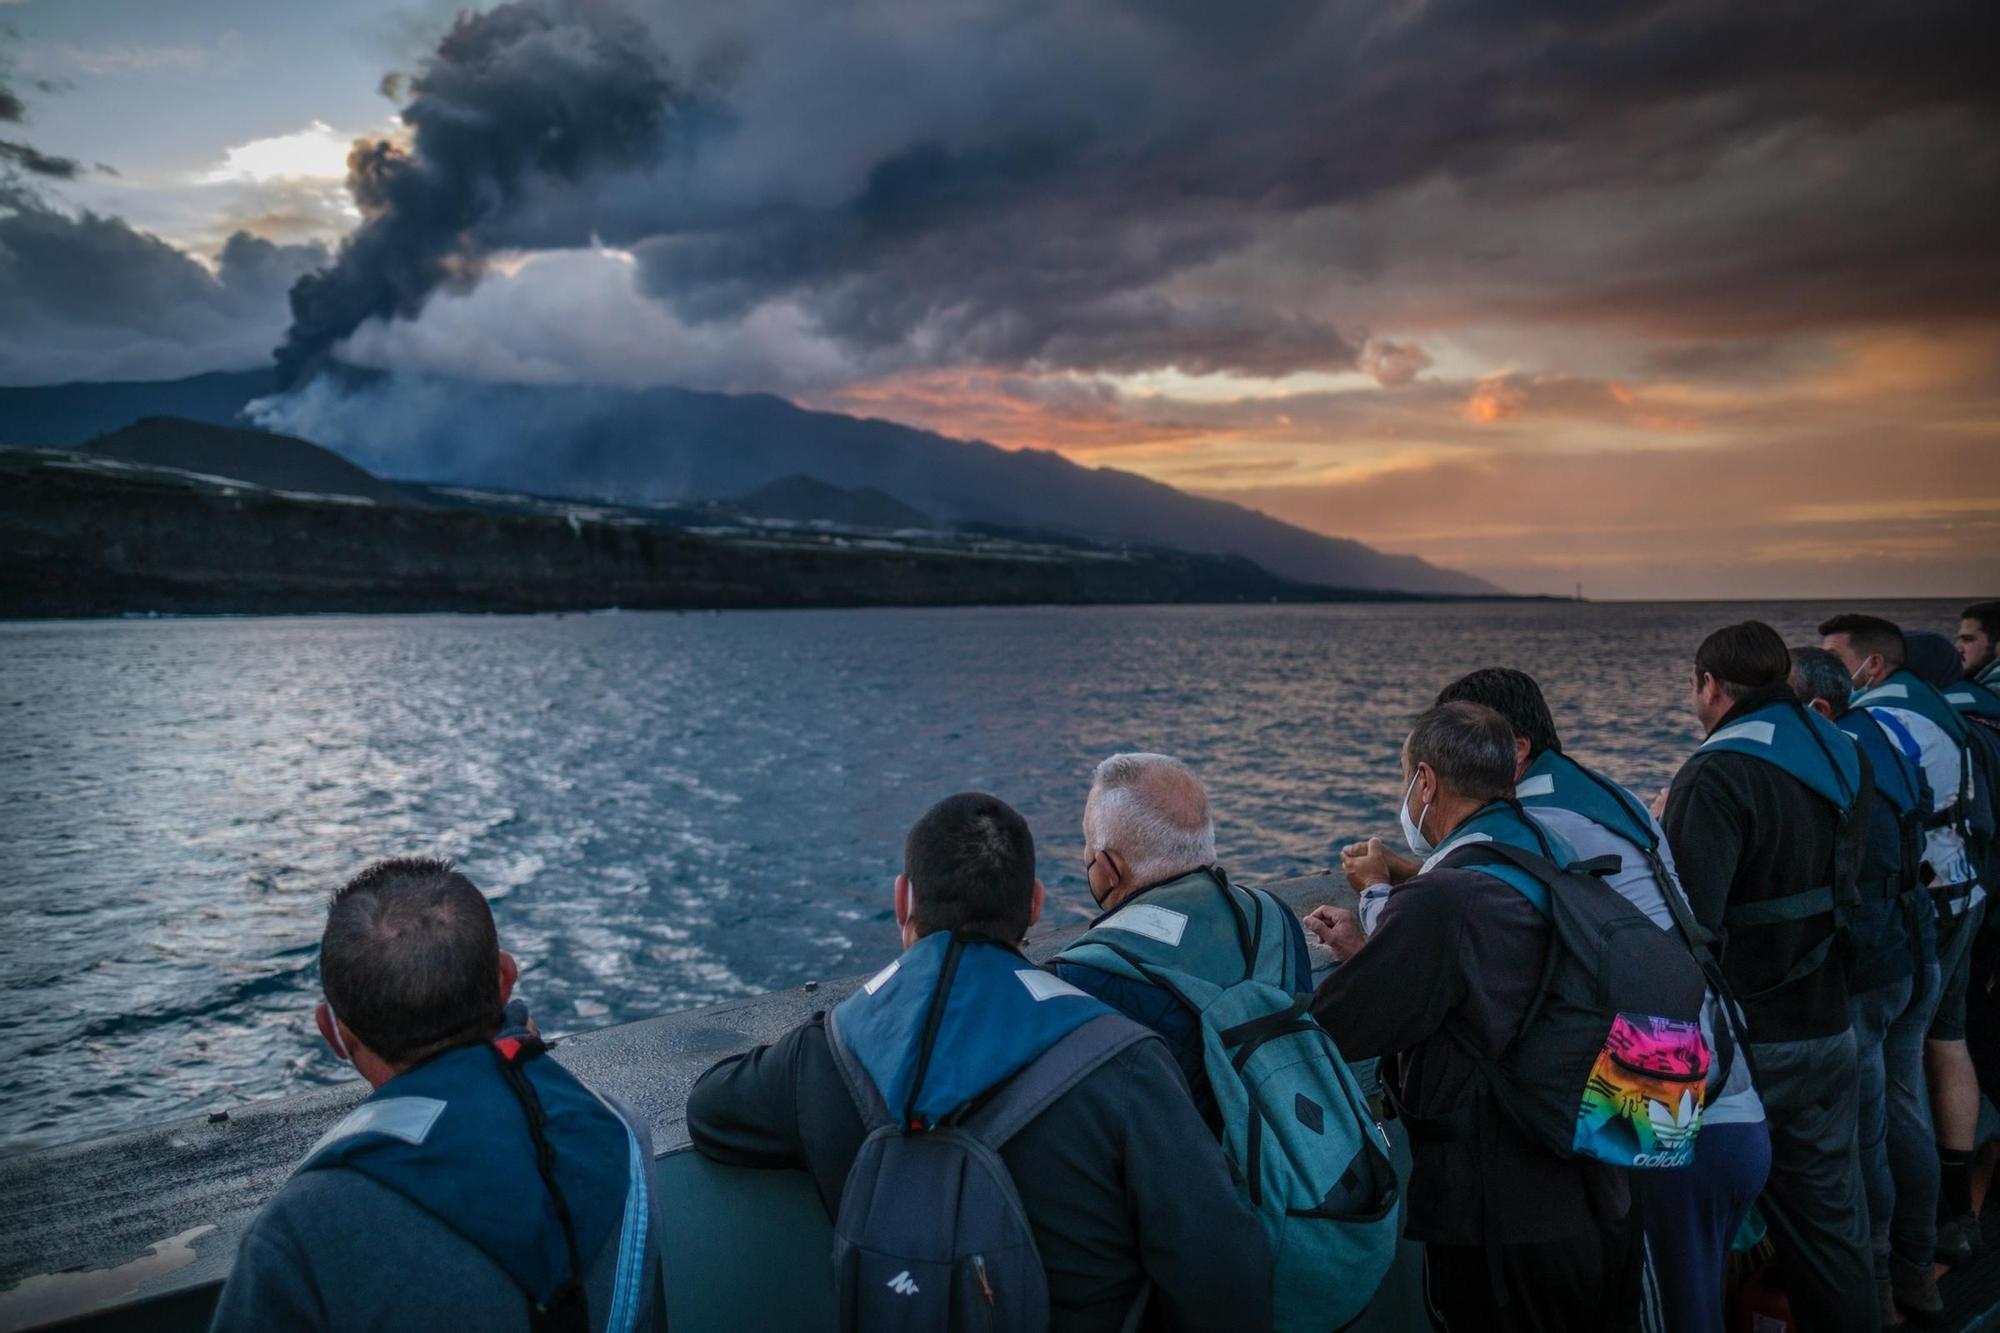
[1436,838,1563,913]
[958,1014,1157,1151]
[825,1010,896,1132]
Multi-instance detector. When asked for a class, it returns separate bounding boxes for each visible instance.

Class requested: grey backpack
[825,1010,1155,1333]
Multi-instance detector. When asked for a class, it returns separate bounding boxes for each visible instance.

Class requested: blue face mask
[1399,771,1435,857]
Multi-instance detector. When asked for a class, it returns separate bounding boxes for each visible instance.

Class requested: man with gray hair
[1051,752,1312,1130]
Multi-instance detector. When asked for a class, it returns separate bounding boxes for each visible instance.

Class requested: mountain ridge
[0,369,1500,595]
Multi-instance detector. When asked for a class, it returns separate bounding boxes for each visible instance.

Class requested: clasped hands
[1301,836,1421,963]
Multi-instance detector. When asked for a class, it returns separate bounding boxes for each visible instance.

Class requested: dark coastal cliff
[0,446,1420,618]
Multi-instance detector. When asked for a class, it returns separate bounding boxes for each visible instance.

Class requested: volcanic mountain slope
[82,416,414,506]
[0,369,1500,594]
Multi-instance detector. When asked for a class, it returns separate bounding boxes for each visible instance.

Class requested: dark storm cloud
[0,70,81,181]
[0,139,78,179]
[275,0,679,385]
[0,203,324,383]
[268,0,1999,389]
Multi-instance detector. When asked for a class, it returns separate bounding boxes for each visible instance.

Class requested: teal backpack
[1054,870,1401,1333]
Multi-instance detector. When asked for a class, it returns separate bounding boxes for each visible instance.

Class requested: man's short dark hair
[1817,613,1906,669]
[1789,646,1852,716]
[1405,701,1518,804]
[1695,621,1793,698]
[1436,668,1563,759]
[904,792,1037,942]
[322,858,501,1064]
[1963,601,2000,642]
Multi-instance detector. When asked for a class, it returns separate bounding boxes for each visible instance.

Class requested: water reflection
[0,599,1959,1149]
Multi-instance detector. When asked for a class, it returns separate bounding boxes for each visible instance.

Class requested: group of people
[206,601,2000,1333]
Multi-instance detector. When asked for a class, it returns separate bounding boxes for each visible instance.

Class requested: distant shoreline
[0,446,1557,621]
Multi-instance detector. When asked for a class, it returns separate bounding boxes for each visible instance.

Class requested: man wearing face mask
[1662,622,1875,1333]
[210,858,669,1333]
[1822,613,1991,1264]
[1305,702,1637,1332]
[1051,752,1313,1133]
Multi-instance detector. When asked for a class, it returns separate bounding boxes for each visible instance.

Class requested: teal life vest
[298,1035,656,1333]
[1854,667,1972,747]
[832,932,1114,1130]
[1855,668,1981,845]
[1420,798,1581,911]
[1937,674,2000,878]
[1698,696,1862,811]
[1838,708,1924,819]
[1053,870,1400,1333]
[1696,697,1862,1000]
[1944,678,2000,720]
[1516,751,1657,853]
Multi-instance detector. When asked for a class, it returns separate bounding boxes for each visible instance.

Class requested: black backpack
[1429,841,1711,1168]
[1959,717,2000,887]
[825,1010,1154,1333]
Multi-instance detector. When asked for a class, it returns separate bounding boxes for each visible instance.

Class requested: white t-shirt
[1866,701,1982,905]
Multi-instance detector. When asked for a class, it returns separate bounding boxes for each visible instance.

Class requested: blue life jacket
[1698,697,1861,814]
[1838,708,1924,819]
[1855,668,1982,845]
[297,1035,653,1333]
[1944,678,2000,720]
[1422,798,1579,912]
[1836,708,1931,988]
[834,932,1115,1129]
[1854,668,1972,747]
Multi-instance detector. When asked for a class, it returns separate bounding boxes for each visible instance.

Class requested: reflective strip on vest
[602,1110,652,1333]
[300,1097,447,1169]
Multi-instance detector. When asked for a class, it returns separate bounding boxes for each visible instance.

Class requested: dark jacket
[1051,875,1314,1134]
[210,1090,664,1333]
[686,1009,1273,1333]
[1841,707,1931,990]
[1663,684,1868,1043]
[1309,864,1629,1246]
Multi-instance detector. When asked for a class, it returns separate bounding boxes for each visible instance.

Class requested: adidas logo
[886,1270,921,1297]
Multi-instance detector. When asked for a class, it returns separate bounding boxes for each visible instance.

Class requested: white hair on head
[1085,752,1216,886]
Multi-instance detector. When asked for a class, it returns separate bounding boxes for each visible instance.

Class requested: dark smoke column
[275,0,676,388]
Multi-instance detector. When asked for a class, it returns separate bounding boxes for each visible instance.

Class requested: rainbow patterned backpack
[1436,834,1711,1168]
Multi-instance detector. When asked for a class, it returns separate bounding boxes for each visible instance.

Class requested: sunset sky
[2,0,1994,598]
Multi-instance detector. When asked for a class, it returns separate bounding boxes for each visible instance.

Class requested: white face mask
[1850,658,1874,689]
[1399,771,1435,857]
[325,1003,353,1063]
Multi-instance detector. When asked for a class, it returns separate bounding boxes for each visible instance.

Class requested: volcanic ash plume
[274,0,679,388]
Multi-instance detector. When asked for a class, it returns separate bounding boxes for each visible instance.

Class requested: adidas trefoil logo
[886,1270,921,1296]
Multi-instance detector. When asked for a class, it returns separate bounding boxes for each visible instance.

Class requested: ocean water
[0,598,1965,1151]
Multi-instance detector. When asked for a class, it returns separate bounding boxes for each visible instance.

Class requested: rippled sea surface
[0,599,1963,1150]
